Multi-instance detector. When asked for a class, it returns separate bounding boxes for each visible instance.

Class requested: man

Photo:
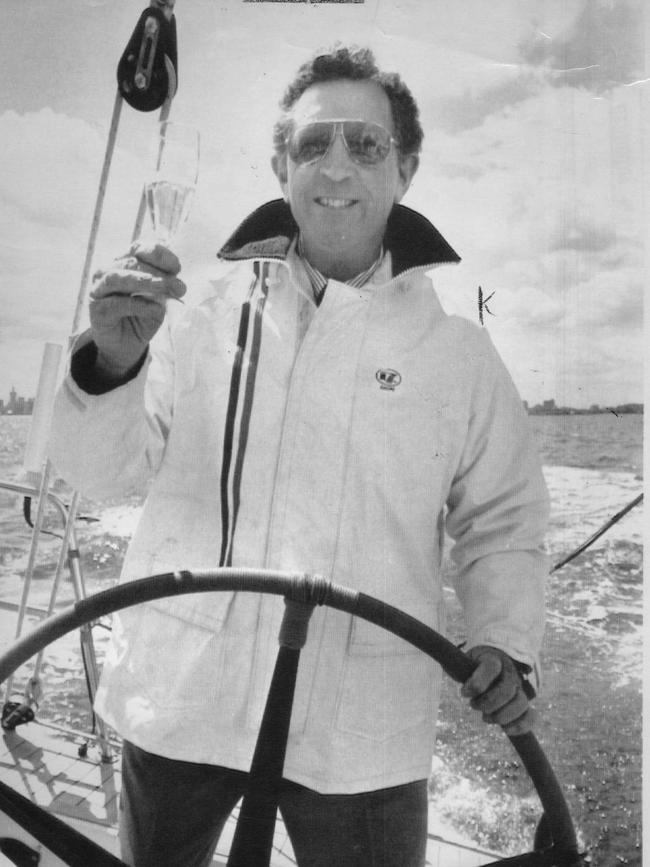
[50,46,548,867]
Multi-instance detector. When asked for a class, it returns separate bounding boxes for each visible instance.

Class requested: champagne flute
[144,121,200,246]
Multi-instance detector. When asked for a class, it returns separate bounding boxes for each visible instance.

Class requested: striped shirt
[297,236,385,305]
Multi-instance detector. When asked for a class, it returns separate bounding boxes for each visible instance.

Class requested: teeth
[317,197,355,208]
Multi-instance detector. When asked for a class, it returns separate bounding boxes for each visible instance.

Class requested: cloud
[549,221,619,254]
[0,109,141,295]
[434,163,487,182]
[421,81,644,260]
[564,271,644,331]
[489,285,565,328]
[483,288,643,408]
[449,242,644,407]
[420,1,644,135]
[519,0,645,93]
[431,74,542,134]
[410,74,644,408]
[0,108,145,394]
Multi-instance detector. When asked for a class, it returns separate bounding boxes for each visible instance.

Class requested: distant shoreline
[526,406,643,416]
[0,405,644,417]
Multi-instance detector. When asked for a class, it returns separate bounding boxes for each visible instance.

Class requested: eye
[291,125,332,164]
[360,133,382,158]
[345,123,391,164]
[301,136,328,160]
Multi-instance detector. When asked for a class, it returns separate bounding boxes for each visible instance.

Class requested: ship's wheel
[0,569,587,866]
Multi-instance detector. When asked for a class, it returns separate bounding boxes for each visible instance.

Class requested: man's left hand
[461,645,535,736]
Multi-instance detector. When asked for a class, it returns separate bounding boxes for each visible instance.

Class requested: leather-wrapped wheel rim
[0,568,585,866]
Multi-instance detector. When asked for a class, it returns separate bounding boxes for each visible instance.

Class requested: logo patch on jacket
[375,369,402,391]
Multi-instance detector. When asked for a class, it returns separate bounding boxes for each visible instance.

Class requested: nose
[319,129,354,181]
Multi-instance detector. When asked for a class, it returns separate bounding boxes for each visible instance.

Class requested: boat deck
[0,723,500,867]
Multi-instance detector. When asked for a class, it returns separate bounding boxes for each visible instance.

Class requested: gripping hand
[89,242,186,378]
[461,645,536,736]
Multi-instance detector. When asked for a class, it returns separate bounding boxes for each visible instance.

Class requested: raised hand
[89,241,186,378]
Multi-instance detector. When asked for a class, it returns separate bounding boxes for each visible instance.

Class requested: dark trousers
[119,741,428,867]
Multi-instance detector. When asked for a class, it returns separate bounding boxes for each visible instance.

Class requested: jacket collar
[217,199,460,277]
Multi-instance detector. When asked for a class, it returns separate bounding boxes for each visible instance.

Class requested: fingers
[461,650,504,699]
[474,685,530,726]
[89,294,167,332]
[130,240,182,276]
[91,242,186,304]
[462,646,536,735]
[90,268,186,304]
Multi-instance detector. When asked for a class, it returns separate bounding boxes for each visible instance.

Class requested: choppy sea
[0,413,644,719]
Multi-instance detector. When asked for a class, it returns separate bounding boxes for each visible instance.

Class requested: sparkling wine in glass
[144,121,199,246]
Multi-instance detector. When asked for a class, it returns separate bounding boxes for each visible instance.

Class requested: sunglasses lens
[288,121,394,166]
[343,122,392,164]
[288,123,334,165]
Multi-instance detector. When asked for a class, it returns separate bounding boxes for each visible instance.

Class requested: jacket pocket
[147,593,235,633]
[119,488,234,633]
[334,649,440,743]
[334,599,444,742]
[119,602,229,710]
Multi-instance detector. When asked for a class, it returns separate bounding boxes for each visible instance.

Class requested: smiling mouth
[315,197,358,209]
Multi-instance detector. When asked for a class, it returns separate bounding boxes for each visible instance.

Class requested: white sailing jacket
[49,201,549,793]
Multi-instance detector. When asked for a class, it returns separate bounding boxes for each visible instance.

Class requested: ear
[394,153,419,202]
[271,152,289,200]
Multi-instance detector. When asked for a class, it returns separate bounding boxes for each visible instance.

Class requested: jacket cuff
[513,659,537,699]
[71,341,148,395]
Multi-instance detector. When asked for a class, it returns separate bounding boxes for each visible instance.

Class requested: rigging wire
[551,493,643,573]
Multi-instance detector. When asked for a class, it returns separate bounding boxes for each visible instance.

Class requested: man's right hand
[89,242,186,379]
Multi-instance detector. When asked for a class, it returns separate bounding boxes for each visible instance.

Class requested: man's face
[272,79,418,277]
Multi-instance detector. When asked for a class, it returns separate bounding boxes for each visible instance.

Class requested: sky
[0,0,646,409]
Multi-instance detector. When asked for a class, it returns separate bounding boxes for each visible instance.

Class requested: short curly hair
[273,45,423,158]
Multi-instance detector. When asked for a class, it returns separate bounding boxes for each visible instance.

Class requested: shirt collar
[296,235,386,304]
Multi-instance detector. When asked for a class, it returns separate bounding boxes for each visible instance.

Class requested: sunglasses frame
[285,118,400,167]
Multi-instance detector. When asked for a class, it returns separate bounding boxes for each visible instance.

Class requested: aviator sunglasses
[286,119,399,167]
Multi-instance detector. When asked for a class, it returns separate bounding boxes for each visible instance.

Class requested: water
[529,413,643,476]
[527,416,643,689]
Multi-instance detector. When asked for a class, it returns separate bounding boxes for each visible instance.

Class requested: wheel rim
[0,568,583,866]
